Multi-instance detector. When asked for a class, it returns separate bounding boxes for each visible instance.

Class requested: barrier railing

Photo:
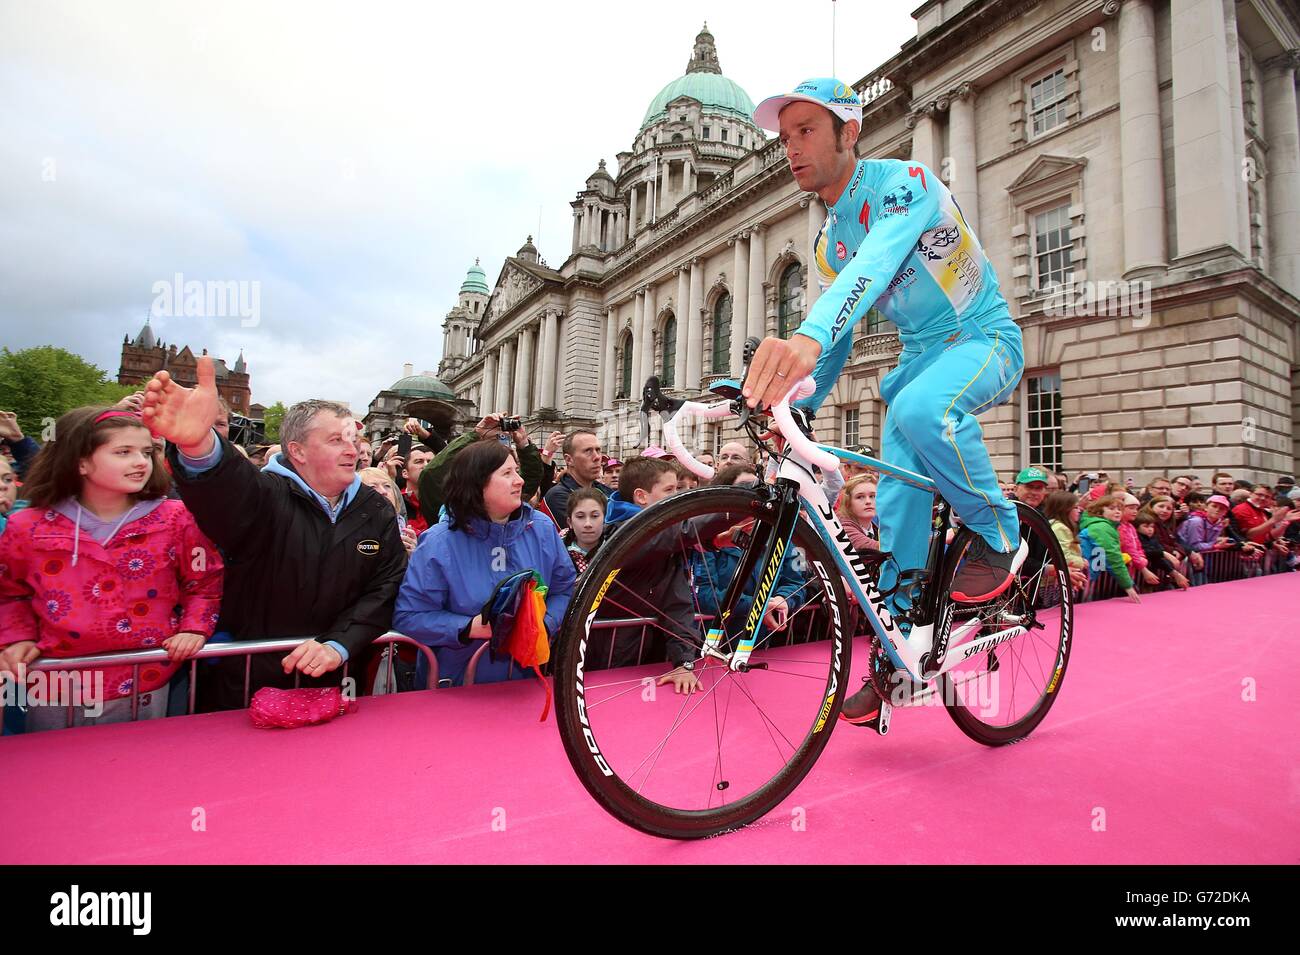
[14,633,437,727]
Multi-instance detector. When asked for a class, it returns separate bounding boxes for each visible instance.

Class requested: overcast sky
[0,0,916,413]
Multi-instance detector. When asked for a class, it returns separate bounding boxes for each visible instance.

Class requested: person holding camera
[416,412,544,528]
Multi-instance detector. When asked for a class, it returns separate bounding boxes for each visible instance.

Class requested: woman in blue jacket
[394,439,575,687]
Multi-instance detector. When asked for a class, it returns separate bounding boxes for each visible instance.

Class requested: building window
[1028,68,1068,138]
[778,262,804,338]
[662,314,676,388]
[711,293,732,374]
[1032,205,1073,291]
[721,128,729,143]
[702,126,711,140]
[619,332,633,399]
[1024,372,1063,473]
[843,408,859,448]
[864,307,894,336]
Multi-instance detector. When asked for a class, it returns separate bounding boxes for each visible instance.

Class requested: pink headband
[93,410,144,425]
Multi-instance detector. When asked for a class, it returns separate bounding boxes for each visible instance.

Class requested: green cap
[1016,466,1049,485]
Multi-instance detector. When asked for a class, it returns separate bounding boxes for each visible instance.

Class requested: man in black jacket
[143,358,406,711]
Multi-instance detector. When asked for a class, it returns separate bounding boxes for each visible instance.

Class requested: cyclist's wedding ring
[776,371,787,378]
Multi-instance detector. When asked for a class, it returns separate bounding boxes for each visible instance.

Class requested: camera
[499,417,522,433]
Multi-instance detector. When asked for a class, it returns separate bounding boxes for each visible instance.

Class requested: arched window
[619,331,633,399]
[778,262,805,338]
[662,314,676,388]
[711,293,732,374]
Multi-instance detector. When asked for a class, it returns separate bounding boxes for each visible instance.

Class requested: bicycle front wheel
[553,485,853,839]
[935,500,1074,745]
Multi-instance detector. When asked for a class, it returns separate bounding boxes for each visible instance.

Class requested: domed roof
[460,258,489,296]
[639,25,756,130]
[391,373,455,400]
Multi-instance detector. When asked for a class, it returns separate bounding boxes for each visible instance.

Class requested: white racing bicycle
[553,345,1073,839]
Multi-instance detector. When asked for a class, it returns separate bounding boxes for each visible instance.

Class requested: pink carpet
[2,574,1296,864]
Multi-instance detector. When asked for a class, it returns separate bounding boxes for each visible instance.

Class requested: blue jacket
[691,546,808,637]
[393,503,575,687]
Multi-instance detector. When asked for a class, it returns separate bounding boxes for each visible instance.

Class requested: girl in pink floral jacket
[0,408,223,725]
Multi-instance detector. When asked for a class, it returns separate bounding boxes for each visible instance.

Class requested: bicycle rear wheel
[553,485,853,839]
[934,501,1073,745]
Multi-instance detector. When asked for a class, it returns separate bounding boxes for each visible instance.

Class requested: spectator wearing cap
[602,456,623,486]
[1012,467,1049,509]
[1275,474,1296,499]
[542,429,613,529]
[1177,494,1236,583]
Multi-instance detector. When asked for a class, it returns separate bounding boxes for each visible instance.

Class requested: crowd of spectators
[1,363,1296,734]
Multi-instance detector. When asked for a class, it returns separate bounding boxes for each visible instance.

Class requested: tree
[0,346,137,437]
[262,401,286,442]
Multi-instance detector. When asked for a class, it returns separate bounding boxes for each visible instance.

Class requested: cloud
[0,0,915,411]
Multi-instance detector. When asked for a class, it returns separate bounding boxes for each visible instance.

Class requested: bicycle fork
[703,481,803,672]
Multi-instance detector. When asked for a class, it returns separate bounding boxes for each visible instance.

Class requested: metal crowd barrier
[15,633,438,727]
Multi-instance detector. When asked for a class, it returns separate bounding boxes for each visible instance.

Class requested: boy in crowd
[597,457,735,695]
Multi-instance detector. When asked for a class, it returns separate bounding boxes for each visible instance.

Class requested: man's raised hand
[141,355,220,456]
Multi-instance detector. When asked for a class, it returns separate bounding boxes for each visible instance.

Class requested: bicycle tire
[934,501,1073,745]
[553,485,853,839]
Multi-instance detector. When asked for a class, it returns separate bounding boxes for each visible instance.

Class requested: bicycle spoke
[726,670,800,760]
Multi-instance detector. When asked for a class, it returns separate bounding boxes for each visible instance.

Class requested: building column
[804,197,824,310]
[1171,0,1243,258]
[687,258,704,391]
[730,231,750,375]
[947,83,980,233]
[907,104,937,171]
[647,177,657,224]
[629,289,644,399]
[540,309,559,408]
[1223,0,1251,257]
[602,307,618,407]
[641,281,658,386]
[747,225,766,341]
[494,342,513,413]
[481,350,497,417]
[513,328,533,415]
[1264,51,1300,296]
[628,187,638,235]
[1118,0,1169,275]
[674,266,689,389]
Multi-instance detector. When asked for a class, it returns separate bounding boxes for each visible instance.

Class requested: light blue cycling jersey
[796,158,1013,410]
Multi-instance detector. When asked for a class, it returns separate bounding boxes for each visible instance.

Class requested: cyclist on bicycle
[747,78,1028,723]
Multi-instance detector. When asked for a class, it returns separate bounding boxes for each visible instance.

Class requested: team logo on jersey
[848,163,865,199]
[880,186,914,217]
[916,225,960,261]
[859,201,870,229]
[835,241,847,260]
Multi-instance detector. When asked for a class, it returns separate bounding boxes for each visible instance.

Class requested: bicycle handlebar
[660,376,841,480]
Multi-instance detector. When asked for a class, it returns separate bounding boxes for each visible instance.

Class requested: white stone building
[438,3,1300,485]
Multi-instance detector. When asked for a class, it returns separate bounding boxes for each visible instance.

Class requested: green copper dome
[639,26,755,131]
[640,73,756,129]
[459,259,489,296]
[391,374,455,400]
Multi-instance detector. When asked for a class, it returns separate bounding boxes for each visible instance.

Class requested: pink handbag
[248,687,353,729]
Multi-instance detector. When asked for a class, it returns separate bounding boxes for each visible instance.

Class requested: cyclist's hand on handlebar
[743,335,821,410]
